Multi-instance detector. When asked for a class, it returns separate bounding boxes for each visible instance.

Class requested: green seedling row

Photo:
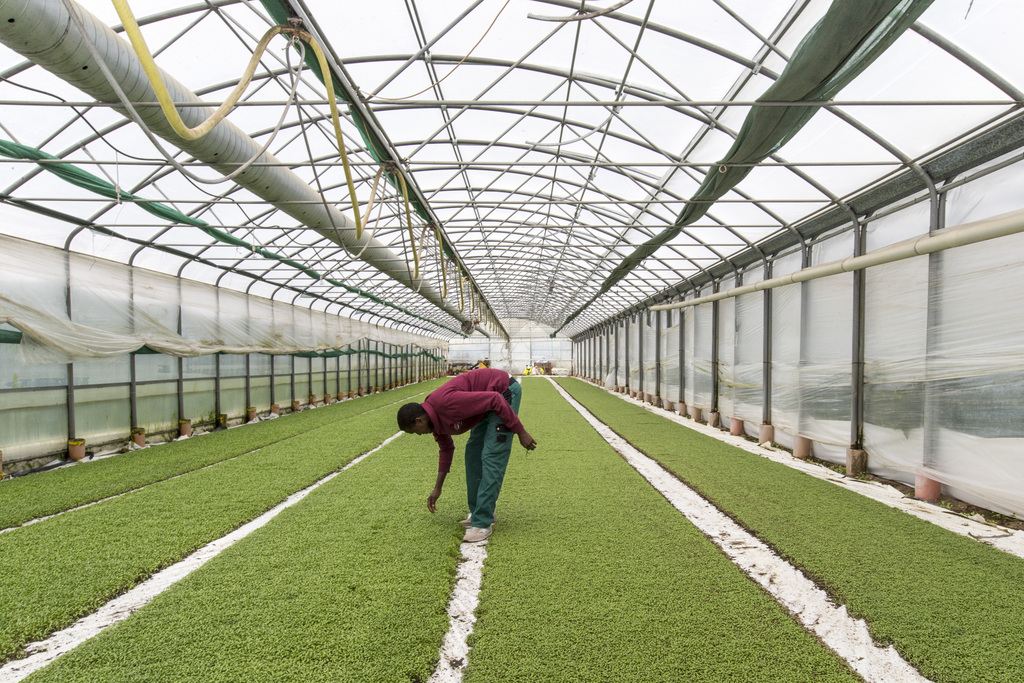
[555,378,1024,683]
[22,425,466,683]
[464,378,856,682]
[0,403,410,665]
[0,380,443,530]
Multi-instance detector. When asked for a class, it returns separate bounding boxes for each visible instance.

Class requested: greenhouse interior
[2,0,1024,681]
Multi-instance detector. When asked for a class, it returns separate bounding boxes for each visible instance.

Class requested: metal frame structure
[0,0,1019,344]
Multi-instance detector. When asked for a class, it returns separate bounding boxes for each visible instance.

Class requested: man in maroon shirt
[397,368,538,542]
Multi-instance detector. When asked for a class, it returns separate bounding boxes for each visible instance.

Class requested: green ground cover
[555,378,1024,683]
[22,427,465,683]
[0,397,419,665]
[0,380,443,530]
[463,378,857,682]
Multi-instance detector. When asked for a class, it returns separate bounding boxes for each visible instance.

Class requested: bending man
[397,367,538,542]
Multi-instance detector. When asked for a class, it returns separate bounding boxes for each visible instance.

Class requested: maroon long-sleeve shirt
[421,368,525,472]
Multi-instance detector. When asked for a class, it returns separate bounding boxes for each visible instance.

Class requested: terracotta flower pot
[68,438,86,460]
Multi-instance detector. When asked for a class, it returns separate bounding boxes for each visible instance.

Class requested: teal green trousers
[464,379,521,528]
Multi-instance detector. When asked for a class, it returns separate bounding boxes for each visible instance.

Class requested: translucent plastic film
[0,235,447,364]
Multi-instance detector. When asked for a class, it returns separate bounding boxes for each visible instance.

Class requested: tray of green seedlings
[22,427,466,683]
[0,401,413,666]
[554,377,1024,683]
[459,378,857,682]
[0,380,443,531]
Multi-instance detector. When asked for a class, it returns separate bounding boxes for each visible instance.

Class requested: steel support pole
[624,317,630,392]
[639,315,646,396]
[614,321,620,387]
[850,217,867,448]
[711,283,720,414]
[655,310,662,401]
[679,306,685,406]
[762,262,773,425]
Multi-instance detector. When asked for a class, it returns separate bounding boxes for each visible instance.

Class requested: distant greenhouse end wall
[572,155,1024,520]
[0,235,448,467]
[450,319,571,374]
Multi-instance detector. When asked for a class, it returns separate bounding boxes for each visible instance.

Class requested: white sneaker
[463,525,492,543]
[459,514,496,527]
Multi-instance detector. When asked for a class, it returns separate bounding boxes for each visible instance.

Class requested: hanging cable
[359,165,386,241]
[113,0,286,140]
[391,165,418,279]
[64,1,304,185]
[362,0,513,102]
[105,1,363,228]
[436,225,447,298]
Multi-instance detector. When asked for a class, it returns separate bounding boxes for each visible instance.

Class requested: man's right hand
[519,431,538,450]
[427,486,442,513]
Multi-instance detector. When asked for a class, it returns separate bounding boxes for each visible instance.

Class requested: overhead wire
[361,0,513,103]
[64,1,304,187]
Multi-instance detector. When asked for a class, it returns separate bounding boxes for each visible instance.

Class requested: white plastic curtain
[0,234,447,365]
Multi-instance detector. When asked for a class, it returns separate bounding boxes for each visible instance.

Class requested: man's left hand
[519,431,538,450]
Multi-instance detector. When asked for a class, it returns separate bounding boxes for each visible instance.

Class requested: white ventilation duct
[0,0,485,334]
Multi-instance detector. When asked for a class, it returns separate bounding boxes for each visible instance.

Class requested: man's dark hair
[397,402,427,430]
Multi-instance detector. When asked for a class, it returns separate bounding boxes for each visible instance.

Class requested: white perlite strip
[428,540,489,683]
[550,380,930,683]
[0,432,404,683]
[610,389,1024,559]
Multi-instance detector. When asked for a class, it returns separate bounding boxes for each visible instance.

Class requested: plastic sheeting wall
[0,236,447,465]
[575,158,1024,517]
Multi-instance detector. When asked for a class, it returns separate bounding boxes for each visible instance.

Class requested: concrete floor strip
[0,432,404,683]
[429,540,489,683]
[550,380,930,683]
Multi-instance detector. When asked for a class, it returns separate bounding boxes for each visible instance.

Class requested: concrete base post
[846,448,867,477]
[246,408,257,422]
[291,400,301,412]
[915,472,941,501]
[730,417,744,436]
[759,423,774,445]
[131,428,146,447]
[179,419,192,437]
[688,406,702,422]
[663,401,674,412]
[708,411,720,428]
[794,435,812,459]
[271,404,280,415]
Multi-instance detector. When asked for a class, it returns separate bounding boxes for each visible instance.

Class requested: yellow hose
[395,171,418,278]
[113,0,362,228]
[360,166,385,241]
[437,226,447,298]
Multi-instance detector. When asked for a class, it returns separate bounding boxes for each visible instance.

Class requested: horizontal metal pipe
[651,208,1024,311]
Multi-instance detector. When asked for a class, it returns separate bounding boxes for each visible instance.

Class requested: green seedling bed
[463,378,856,682]
[0,380,442,530]
[555,378,1024,683]
[22,432,464,683]
[0,401,412,664]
